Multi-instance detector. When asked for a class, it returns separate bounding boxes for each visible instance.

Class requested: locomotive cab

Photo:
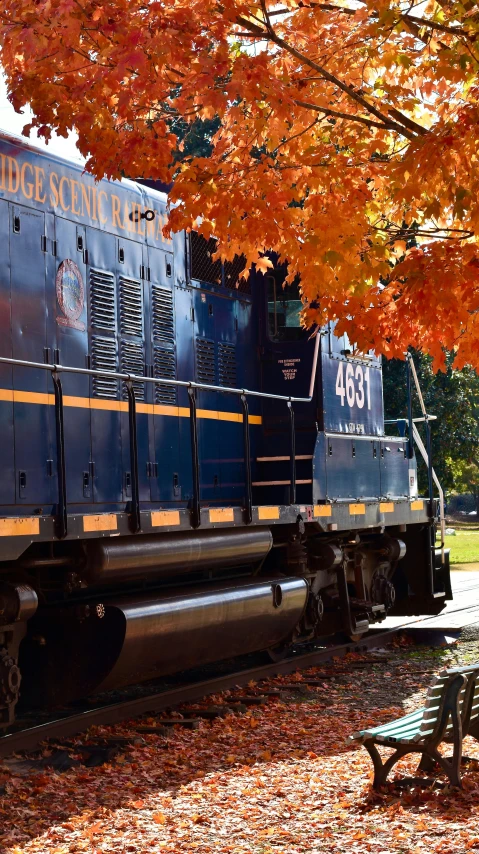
[254,265,446,638]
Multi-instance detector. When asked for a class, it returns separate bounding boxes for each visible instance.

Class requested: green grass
[438,529,479,564]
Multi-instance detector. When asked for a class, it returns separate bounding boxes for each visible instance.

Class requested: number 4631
[335,362,371,410]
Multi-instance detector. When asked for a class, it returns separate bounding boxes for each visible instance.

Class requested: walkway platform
[381,568,479,634]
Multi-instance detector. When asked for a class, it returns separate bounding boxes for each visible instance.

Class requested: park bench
[349,663,479,788]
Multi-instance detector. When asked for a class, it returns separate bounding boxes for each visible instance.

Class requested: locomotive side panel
[174,283,195,504]
[321,325,384,436]
[48,217,92,505]
[0,201,15,506]
[86,225,125,505]
[10,202,54,507]
[148,244,182,505]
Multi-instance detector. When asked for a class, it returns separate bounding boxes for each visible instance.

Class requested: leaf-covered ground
[2,630,479,854]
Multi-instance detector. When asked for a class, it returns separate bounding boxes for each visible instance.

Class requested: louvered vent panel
[152,286,175,343]
[90,269,116,330]
[153,346,177,405]
[190,232,222,285]
[218,342,237,387]
[224,254,250,293]
[196,338,216,384]
[91,336,118,398]
[121,341,145,400]
[119,276,143,338]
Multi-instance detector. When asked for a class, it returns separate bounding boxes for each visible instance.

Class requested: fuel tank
[20,576,308,706]
[82,527,273,583]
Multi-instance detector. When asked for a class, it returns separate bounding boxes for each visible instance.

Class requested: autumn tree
[2,0,479,367]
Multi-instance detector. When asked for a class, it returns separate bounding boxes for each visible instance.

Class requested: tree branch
[387,107,429,137]
[405,14,473,39]
[236,15,423,139]
[267,3,357,16]
[295,99,394,130]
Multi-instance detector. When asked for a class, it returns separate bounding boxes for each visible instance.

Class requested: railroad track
[2,588,478,761]
[0,627,400,760]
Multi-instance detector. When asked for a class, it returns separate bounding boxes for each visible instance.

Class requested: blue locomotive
[0,132,450,727]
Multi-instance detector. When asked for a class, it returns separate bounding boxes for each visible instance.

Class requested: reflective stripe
[411,500,424,511]
[349,503,365,515]
[151,510,181,527]
[0,388,262,424]
[0,517,40,536]
[83,514,118,532]
[380,502,394,513]
[314,505,332,518]
[258,506,280,520]
[209,508,235,523]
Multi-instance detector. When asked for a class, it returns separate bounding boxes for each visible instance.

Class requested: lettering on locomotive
[0,151,171,243]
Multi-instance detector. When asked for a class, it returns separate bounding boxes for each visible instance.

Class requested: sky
[0,74,84,164]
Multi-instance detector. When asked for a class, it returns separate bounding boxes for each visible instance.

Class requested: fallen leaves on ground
[2,634,479,853]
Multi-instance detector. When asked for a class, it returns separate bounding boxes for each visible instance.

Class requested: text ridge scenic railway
[0,132,450,727]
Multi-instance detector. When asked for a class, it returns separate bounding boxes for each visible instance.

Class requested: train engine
[0,131,450,727]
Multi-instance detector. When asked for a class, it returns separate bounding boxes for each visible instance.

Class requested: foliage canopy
[2,0,479,367]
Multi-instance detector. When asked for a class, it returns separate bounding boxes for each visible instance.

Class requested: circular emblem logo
[56,259,85,331]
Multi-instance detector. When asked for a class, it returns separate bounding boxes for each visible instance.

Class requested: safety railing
[386,352,445,596]
[0,354,317,536]
[406,353,445,555]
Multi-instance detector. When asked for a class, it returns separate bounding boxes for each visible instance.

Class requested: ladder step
[256,455,313,462]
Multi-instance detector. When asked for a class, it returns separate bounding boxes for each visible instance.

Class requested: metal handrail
[0,349,320,535]
[0,356,313,403]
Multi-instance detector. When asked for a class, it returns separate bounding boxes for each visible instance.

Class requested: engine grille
[153,345,177,405]
[120,340,145,400]
[152,285,175,343]
[190,233,222,286]
[196,338,216,384]
[218,342,237,387]
[119,276,143,338]
[90,269,116,331]
[190,232,251,293]
[224,255,249,293]
[91,336,118,398]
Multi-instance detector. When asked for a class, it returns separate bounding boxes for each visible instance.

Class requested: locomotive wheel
[337,631,366,644]
[266,642,291,663]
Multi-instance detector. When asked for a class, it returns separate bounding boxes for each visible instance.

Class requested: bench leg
[418,753,436,773]
[468,718,479,741]
[364,741,410,789]
[427,747,462,788]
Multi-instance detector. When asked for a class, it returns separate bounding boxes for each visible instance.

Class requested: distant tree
[171,115,221,162]
[448,459,479,515]
[383,353,479,493]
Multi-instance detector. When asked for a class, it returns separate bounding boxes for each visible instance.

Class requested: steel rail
[0,627,401,758]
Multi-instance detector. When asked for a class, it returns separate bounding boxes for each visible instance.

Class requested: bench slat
[349,710,424,742]
[376,725,423,743]
[358,716,424,741]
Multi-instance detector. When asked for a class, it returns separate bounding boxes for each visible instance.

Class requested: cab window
[267,275,304,342]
